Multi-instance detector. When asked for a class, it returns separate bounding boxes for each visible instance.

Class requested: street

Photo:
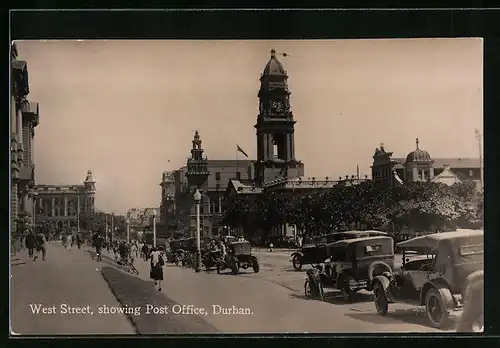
[100,248,448,333]
[11,243,452,335]
[10,243,135,335]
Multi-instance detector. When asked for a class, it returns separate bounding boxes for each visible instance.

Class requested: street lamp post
[77,196,80,233]
[126,217,130,243]
[152,209,157,248]
[193,189,202,273]
[475,129,484,191]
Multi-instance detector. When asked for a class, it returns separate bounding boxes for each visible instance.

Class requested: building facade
[160,132,255,237]
[371,138,482,190]
[34,171,96,232]
[159,171,176,226]
[11,42,40,238]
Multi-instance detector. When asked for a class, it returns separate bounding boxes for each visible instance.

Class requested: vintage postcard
[10,39,483,335]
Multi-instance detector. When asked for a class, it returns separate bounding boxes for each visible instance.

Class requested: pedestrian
[150,246,164,291]
[218,239,227,263]
[92,231,103,261]
[131,242,138,260]
[142,243,149,261]
[62,234,68,249]
[76,233,83,250]
[25,231,36,259]
[34,231,47,261]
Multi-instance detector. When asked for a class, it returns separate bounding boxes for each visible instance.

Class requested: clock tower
[254,49,304,184]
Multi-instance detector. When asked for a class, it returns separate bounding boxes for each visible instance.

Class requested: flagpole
[236,147,239,178]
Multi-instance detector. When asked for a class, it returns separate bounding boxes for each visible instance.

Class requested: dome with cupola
[262,49,287,76]
[405,138,432,163]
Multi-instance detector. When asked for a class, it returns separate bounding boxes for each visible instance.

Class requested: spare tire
[368,261,392,284]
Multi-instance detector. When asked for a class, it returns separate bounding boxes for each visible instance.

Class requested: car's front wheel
[252,258,260,273]
[304,278,312,297]
[425,288,451,329]
[339,275,355,302]
[292,255,302,271]
[373,282,388,315]
[231,261,239,275]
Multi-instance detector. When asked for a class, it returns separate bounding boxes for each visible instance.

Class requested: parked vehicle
[169,239,185,265]
[203,249,222,271]
[217,241,259,275]
[291,230,388,271]
[305,235,394,301]
[372,230,484,329]
[180,237,197,267]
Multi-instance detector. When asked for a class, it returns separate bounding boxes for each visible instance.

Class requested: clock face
[271,100,284,113]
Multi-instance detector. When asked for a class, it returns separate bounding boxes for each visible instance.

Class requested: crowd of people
[88,231,164,291]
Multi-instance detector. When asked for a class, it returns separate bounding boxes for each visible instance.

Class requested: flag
[236,145,248,158]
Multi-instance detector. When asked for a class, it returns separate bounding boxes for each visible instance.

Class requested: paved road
[10,243,135,335]
[27,245,450,334]
[127,250,447,333]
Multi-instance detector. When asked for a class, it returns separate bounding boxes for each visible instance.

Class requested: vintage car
[221,235,238,244]
[305,236,394,301]
[175,237,196,267]
[291,230,388,271]
[372,230,484,329]
[217,241,259,275]
[203,249,222,271]
[167,239,185,264]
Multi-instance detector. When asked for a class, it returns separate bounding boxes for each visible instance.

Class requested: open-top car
[372,230,484,329]
[291,230,388,271]
[305,235,394,301]
[217,241,259,275]
[221,235,238,244]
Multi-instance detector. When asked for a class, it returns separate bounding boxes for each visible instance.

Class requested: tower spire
[416,138,420,149]
[186,130,210,188]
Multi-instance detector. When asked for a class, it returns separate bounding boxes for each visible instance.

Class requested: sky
[16,39,483,214]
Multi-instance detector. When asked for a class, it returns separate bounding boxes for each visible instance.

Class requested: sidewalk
[10,244,135,335]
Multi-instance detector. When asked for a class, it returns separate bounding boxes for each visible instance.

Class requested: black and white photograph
[10,38,484,335]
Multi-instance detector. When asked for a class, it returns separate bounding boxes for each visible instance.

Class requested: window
[364,244,382,255]
[469,170,473,177]
[210,201,217,215]
[215,172,221,181]
[215,183,220,191]
[460,244,484,256]
[236,172,241,180]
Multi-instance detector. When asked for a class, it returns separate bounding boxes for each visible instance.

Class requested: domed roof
[262,49,287,76]
[406,138,432,163]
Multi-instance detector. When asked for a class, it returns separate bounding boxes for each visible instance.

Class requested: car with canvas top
[372,229,484,329]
